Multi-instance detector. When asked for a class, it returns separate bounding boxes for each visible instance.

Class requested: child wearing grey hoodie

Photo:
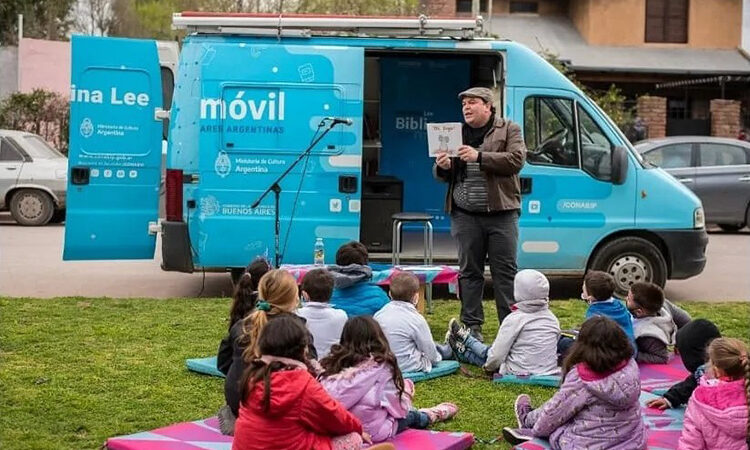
[445,269,561,376]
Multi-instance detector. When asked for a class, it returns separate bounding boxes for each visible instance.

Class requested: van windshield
[23,135,65,159]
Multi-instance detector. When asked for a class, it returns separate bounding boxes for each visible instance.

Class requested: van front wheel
[589,237,667,297]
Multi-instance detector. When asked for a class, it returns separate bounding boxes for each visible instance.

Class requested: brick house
[425,0,750,138]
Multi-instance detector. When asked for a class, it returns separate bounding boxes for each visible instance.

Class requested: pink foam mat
[638,355,689,395]
[106,417,474,450]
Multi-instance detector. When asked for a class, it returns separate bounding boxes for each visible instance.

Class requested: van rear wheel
[9,189,55,226]
[589,236,667,297]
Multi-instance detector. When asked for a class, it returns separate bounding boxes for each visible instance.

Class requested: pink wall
[18,38,70,98]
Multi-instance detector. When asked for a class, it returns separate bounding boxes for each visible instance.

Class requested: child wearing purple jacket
[318,316,457,443]
[503,316,646,450]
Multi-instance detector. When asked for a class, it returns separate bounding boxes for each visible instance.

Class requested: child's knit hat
[514,269,550,303]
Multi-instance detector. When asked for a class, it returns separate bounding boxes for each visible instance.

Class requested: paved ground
[1,213,747,301]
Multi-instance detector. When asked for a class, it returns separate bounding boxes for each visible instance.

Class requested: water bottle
[313,237,325,265]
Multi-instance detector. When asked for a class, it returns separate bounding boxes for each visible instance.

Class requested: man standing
[434,87,526,341]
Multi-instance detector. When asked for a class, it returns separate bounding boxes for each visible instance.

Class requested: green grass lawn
[1,297,748,449]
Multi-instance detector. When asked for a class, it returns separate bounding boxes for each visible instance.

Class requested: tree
[0,0,76,45]
[0,89,70,154]
[71,0,115,36]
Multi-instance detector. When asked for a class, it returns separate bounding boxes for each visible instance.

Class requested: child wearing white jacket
[446,269,561,375]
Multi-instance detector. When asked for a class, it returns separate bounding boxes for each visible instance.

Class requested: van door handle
[5,166,17,170]
[678,178,694,184]
[71,167,90,185]
[738,175,750,182]
[520,177,532,194]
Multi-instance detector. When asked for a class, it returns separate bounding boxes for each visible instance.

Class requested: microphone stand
[251,119,341,268]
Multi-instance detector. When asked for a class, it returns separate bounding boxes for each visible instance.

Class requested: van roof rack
[172,12,483,39]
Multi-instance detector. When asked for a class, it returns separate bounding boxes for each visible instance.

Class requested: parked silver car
[0,130,67,225]
[635,136,750,231]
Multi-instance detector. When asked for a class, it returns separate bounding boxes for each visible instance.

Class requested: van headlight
[694,207,705,229]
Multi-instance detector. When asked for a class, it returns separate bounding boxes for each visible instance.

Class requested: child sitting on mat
[678,337,750,450]
[219,269,317,436]
[444,269,560,376]
[626,281,691,364]
[233,313,388,450]
[558,270,636,360]
[319,316,458,443]
[297,268,348,359]
[503,316,646,449]
[217,257,271,375]
[374,272,452,373]
[647,318,722,411]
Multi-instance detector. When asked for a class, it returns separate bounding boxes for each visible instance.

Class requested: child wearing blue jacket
[328,241,390,317]
[558,270,636,359]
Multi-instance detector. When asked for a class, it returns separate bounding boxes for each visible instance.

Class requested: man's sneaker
[514,394,532,428]
[469,325,484,342]
[502,427,533,445]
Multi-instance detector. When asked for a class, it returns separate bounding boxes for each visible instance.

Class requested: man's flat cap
[458,87,494,103]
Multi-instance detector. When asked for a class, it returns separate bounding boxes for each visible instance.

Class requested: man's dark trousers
[450,208,519,328]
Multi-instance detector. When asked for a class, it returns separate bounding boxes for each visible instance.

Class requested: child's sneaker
[419,402,459,424]
[502,427,533,445]
[514,394,532,428]
[444,318,470,343]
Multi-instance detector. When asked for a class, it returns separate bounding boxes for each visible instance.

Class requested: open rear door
[63,35,164,260]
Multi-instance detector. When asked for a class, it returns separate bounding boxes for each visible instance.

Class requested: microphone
[325,117,353,126]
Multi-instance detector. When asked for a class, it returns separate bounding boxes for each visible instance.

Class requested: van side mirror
[611,146,628,185]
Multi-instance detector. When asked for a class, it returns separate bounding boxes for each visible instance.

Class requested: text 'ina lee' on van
[63,13,708,296]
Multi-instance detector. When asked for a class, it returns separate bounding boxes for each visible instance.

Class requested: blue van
[63,13,707,296]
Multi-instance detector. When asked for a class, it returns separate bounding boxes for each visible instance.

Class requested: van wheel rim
[19,195,43,220]
[609,255,650,292]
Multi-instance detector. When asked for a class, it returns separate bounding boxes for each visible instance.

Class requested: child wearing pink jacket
[678,337,749,450]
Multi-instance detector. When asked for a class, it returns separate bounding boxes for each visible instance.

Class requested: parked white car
[0,130,67,225]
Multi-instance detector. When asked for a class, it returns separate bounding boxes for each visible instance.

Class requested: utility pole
[17,14,23,92]
[471,0,479,18]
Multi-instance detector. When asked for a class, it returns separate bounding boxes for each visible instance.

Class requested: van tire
[589,236,667,297]
[9,189,55,226]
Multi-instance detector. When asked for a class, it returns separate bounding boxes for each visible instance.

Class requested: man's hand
[436,152,452,170]
[646,398,670,410]
[458,145,479,163]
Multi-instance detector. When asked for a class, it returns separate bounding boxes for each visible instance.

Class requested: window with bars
[646,0,689,43]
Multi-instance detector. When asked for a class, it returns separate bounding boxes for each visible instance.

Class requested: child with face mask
[625,281,691,364]
[374,272,453,373]
[558,270,636,361]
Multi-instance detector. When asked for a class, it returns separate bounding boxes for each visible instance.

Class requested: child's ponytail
[239,270,299,361]
[706,337,750,439]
